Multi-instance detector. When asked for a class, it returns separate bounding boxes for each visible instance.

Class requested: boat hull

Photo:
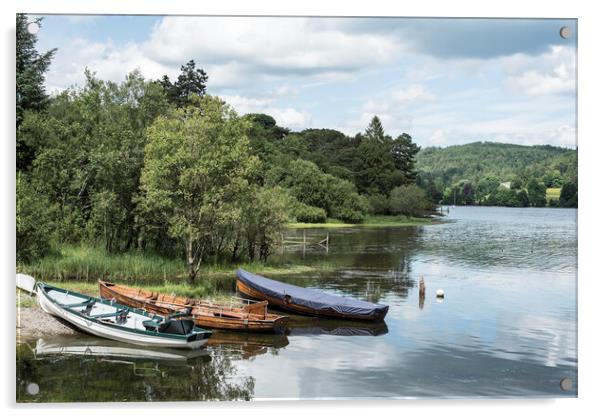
[99,281,289,332]
[37,284,211,349]
[236,270,389,322]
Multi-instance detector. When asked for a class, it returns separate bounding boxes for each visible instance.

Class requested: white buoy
[436,289,445,298]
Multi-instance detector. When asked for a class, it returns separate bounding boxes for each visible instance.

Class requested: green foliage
[526,179,547,207]
[417,142,577,186]
[391,133,421,181]
[291,202,328,223]
[277,159,365,222]
[442,180,476,205]
[418,142,576,207]
[559,181,578,207]
[484,187,521,207]
[366,193,390,215]
[159,60,208,107]
[16,14,57,169]
[354,133,399,195]
[241,186,288,262]
[140,95,259,282]
[16,173,54,263]
[19,70,170,248]
[388,184,434,217]
[365,116,386,142]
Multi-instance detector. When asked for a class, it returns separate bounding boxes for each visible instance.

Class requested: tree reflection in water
[272,227,423,303]
[16,337,255,402]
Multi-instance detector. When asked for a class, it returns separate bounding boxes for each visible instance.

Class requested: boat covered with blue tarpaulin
[236,269,389,321]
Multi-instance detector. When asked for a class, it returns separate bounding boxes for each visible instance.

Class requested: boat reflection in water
[207,331,289,360]
[17,335,255,402]
[284,314,389,337]
[33,335,210,365]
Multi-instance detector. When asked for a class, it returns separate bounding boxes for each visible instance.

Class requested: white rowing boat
[33,281,212,349]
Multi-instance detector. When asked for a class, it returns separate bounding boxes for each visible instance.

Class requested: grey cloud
[318,17,577,59]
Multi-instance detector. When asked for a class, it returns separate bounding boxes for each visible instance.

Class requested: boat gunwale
[37,282,212,342]
[99,280,288,327]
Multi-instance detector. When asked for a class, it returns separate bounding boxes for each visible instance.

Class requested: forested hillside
[416,142,577,207]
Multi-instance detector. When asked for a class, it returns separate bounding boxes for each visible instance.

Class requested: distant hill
[416,141,577,188]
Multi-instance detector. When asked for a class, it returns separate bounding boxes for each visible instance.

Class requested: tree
[354,135,398,195]
[20,70,170,250]
[159,60,208,107]
[16,13,57,170]
[391,133,421,182]
[242,186,288,262]
[365,116,385,142]
[475,174,500,202]
[485,187,522,207]
[279,159,367,222]
[527,179,547,207]
[16,173,54,263]
[559,181,577,207]
[517,189,530,207]
[139,96,258,283]
[388,184,433,217]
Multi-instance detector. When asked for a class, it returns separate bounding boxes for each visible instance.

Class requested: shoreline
[287,215,440,229]
[17,302,75,341]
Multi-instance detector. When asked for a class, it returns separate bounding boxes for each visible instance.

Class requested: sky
[30,15,577,148]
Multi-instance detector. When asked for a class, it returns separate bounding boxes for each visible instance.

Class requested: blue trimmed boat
[35,281,212,349]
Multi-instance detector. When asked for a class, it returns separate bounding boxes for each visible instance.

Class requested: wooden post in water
[326,232,329,253]
[303,230,306,258]
[419,275,425,310]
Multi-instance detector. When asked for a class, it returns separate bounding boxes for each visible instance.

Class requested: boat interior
[44,286,195,336]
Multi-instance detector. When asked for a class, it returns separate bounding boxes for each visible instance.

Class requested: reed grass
[19,244,340,298]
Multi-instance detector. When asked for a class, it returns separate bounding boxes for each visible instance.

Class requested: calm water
[16,206,577,401]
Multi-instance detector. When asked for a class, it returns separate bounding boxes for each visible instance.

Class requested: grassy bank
[19,215,437,298]
[288,215,438,229]
[19,244,339,297]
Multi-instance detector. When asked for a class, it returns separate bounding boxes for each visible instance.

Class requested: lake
[16,206,577,401]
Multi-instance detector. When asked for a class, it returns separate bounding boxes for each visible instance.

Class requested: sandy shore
[17,304,75,340]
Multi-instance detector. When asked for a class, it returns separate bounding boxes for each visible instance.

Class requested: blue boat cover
[236,269,389,319]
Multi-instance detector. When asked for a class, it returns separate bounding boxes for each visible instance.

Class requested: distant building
[500,181,512,189]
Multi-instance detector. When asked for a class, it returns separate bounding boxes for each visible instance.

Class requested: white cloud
[44,16,403,93]
[502,46,576,96]
[427,129,450,146]
[391,84,437,106]
[221,94,312,129]
[337,84,435,136]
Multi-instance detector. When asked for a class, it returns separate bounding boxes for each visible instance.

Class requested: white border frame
[3,1,600,416]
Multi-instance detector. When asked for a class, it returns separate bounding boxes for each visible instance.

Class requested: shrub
[292,203,327,223]
[366,193,389,215]
[282,159,368,222]
[388,184,433,217]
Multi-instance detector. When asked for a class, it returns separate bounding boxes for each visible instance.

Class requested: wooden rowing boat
[99,280,289,332]
[36,282,212,349]
[236,269,389,321]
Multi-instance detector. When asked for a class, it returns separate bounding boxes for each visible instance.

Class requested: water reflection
[17,335,255,402]
[207,331,289,360]
[285,315,388,337]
